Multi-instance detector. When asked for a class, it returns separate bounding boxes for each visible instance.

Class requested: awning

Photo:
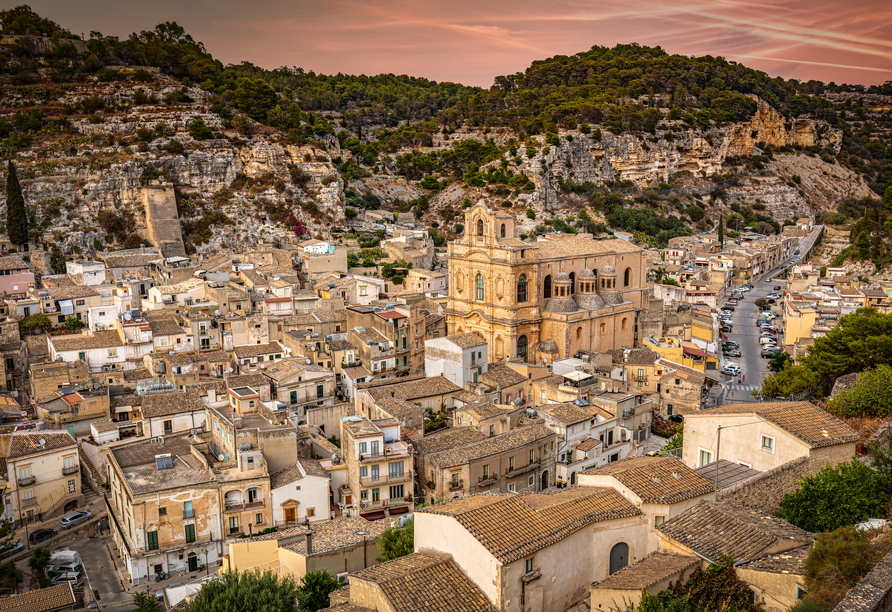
[683,347,707,358]
[388,506,410,516]
[563,371,592,382]
[361,511,386,521]
[59,299,74,315]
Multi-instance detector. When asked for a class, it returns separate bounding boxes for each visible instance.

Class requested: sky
[25,0,892,88]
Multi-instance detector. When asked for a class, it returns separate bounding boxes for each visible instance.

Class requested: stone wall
[141,184,186,258]
[832,549,892,612]
[717,456,809,513]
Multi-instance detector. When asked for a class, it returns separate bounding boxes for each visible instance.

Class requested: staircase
[78,445,105,495]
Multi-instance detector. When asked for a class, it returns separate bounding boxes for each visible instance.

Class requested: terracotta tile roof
[7,431,76,459]
[226,373,270,390]
[140,390,202,418]
[375,397,423,421]
[443,333,487,349]
[124,368,151,382]
[421,487,640,563]
[535,235,641,259]
[0,255,29,271]
[45,285,100,299]
[411,427,487,455]
[591,552,698,591]
[693,460,760,490]
[608,348,658,365]
[694,401,860,448]
[233,342,284,358]
[457,402,512,421]
[575,437,600,452]
[479,362,526,388]
[0,583,75,612]
[427,424,555,469]
[50,330,123,352]
[740,544,811,574]
[580,457,715,504]
[283,516,389,556]
[149,319,184,336]
[539,403,593,426]
[658,501,813,563]
[366,376,462,402]
[270,464,304,489]
[299,457,328,478]
[350,553,497,612]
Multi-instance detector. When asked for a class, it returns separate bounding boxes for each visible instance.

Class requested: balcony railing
[359,448,410,462]
[22,497,37,507]
[449,479,464,491]
[224,500,265,513]
[506,462,539,478]
[18,476,35,486]
[62,465,79,475]
[359,473,410,487]
[359,497,412,512]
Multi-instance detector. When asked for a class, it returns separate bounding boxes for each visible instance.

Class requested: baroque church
[446,204,648,364]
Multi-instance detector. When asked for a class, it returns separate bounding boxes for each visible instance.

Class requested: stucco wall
[737,566,806,612]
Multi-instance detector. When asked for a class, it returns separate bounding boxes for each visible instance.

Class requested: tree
[28,547,51,588]
[801,308,892,387]
[0,503,18,560]
[864,437,892,497]
[185,571,300,612]
[132,592,160,612]
[21,313,51,333]
[660,425,682,457]
[754,297,769,310]
[188,117,212,141]
[717,214,724,247]
[760,363,819,398]
[50,247,66,274]
[638,556,760,612]
[768,351,791,373]
[780,460,886,532]
[63,316,85,330]
[296,570,339,612]
[802,527,879,609]
[5,161,29,246]
[827,365,892,418]
[377,519,413,563]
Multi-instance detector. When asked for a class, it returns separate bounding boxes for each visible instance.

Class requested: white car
[760,337,778,345]
[722,365,741,376]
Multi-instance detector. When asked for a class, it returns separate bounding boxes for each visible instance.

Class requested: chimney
[305,532,313,555]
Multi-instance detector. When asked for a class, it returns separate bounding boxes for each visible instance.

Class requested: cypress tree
[718,214,724,247]
[5,161,29,246]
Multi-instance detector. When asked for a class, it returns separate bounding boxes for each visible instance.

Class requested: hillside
[0,6,889,264]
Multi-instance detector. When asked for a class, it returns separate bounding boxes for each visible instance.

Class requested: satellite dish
[124,313,132,321]
[215,310,222,316]
[227,367,233,373]
[306,359,311,365]
[217,454,225,461]
[259,364,265,369]
[38,438,46,446]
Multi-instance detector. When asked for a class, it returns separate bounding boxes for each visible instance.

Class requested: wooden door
[284,507,296,524]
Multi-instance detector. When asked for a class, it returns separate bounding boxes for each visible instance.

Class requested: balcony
[449,479,464,491]
[506,462,539,478]
[224,500,265,513]
[359,496,413,512]
[477,476,497,487]
[359,473,411,487]
[22,497,37,507]
[18,475,35,487]
[62,465,79,475]
[359,444,410,463]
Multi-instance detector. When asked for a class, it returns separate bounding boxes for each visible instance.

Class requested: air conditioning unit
[336,572,349,584]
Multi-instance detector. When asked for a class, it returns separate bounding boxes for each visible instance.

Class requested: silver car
[60,511,93,528]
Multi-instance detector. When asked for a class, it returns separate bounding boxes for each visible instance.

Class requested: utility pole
[714,426,721,492]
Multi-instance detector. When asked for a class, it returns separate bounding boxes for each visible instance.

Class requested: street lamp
[355,531,368,568]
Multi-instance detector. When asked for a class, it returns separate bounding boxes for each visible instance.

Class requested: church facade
[445,205,649,364]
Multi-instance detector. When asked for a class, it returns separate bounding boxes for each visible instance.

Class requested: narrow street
[717,226,822,404]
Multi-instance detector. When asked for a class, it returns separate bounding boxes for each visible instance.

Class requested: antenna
[217,454,226,461]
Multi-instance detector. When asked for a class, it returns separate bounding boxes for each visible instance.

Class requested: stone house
[577,457,716,552]
[232,341,285,373]
[421,424,557,501]
[29,359,94,399]
[139,389,208,439]
[657,501,813,611]
[3,431,82,527]
[269,458,331,526]
[47,330,127,373]
[454,402,523,437]
[261,359,336,420]
[411,427,487,502]
[0,255,34,297]
[657,358,706,416]
[107,432,272,583]
[405,269,447,295]
[414,486,648,612]
[355,375,462,419]
[39,285,101,326]
[682,401,860,471]
[35,388,109,438]
[590,552,699,612]
[424,332,488,387]
[608,348,660,397]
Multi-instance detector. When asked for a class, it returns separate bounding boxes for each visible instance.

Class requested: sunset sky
[26,0,892,88]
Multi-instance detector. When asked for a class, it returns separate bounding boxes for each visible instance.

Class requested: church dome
[538,339,559,354]
[574,293,606,310]
[544,296,580,314]
[600,291,624,305]
[578,268,596,279]
[555,272,571,282]
[600,265,617,275]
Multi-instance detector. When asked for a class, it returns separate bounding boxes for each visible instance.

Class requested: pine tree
[5,161,29,246]
[718,214,724,247]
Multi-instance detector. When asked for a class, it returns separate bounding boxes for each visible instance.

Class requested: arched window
[600,323,607,335]
[609,542,629,575]
[569,272,576,295]
[517,335,528,362]
[576,327,582,340]
[456,273,464,292]
[517,274,528,302]
[500,223,506,238]
[624,267,632,287]
[543,275,552,299]
[477,219,484,236]
[476,274,484,301]
[621,317,628,331]
[495,336,504,358]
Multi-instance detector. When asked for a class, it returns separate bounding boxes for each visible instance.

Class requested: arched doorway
[541,470,548,490]
[64,500,78,512]
[609,542,629,574]
[543,275,552,299]
[569,271,576,294]
[570,471,576,485]
[188,552,198,572]
[517,335,528,362]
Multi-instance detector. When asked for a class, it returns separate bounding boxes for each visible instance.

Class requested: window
[75,299,85,306]
[248,400,255,408]
[147,531,159,550]
[654,516,665,527]
[508,483,516,492]
[360,466,367,478]
[482,465,490,479]
[529,449,534,464]
[306,507,315,518]
[159,507,167,517]
[317,384,324,398]
[372,488,380,502]
[667,404,673,415]
[360,490,368,500]
[389,461,404,478]
[761,435,775,452]
[359,442,367,454]
[228,517,238,535]
[185,523,196,543]
[797,587,807,601]
[517,335,528,362]
[525,558,534,573]
[163,420,173,435]
[68,479,76,493]
[529,476,534,486]
[290,391,297,404]
[452,473,459,487]
[371,465,379,481]
[699,449,713,467]
[476,274,484,301]
[476,219,484,236]
[78,352,86,362]
[509,456,515,472]
[501,223,506,237]
[184,501,193,518]
[255,513,264,524]
[108,348,118,359]
[543,275,552,299]
[517,274,528,302]
[389,484,404,499]
[489,424,495,436]
[624,267,632,287]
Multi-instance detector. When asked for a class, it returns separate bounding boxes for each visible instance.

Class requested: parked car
[760,337,778,345]
[774,285,782,290]
[50,572,84,587]
[725,349,741,357]
[668,414,685,424]
[723,305,735,312]
[721,364,741,376]
[29,529,56,545]
[48,562,83,579]
[723,341,739,349]
[0,543,24,560]
[60,511,93,529]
